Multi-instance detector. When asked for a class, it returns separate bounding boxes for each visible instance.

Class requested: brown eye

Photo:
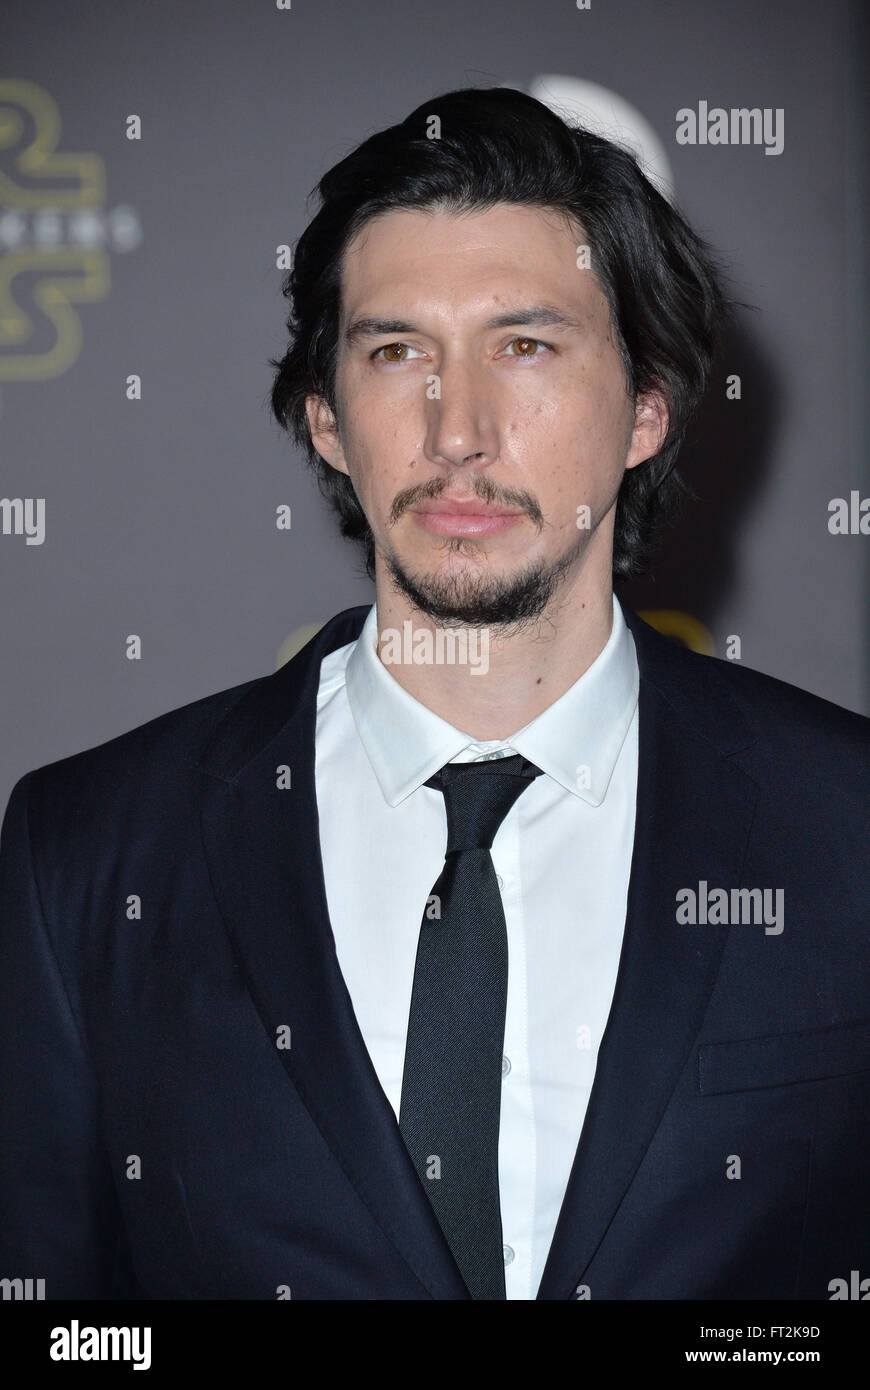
[507,336,546,357]
[379,343,408,361]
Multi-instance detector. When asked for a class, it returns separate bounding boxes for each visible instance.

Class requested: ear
[305,394,350,476]
[624,390,669,471]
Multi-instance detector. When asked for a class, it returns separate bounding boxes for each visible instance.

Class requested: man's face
[306,203,666,628]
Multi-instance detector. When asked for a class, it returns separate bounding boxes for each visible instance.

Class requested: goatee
[382,532,586,633]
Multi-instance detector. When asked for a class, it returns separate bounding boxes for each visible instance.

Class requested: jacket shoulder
[627,609,869,771]
[630,606,867,739]
[10,671,271,819]
[702,650,869,751]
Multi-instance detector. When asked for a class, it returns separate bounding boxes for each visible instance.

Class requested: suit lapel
[197,606,471,1300]
[535,602,760,1299]
[197,598,760,1301]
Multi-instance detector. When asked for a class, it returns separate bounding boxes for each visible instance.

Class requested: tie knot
[424,753,543,853]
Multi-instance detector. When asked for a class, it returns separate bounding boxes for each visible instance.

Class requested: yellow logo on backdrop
[638,610,715,655]
[0,79,140,380]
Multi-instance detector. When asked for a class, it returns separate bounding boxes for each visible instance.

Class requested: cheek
[340,400,422,510]
[344,375,419,451]
[558,376,635,478]
[511,386,632,530]
[513,382,624,475]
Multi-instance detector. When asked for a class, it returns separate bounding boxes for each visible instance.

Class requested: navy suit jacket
[1,600,868,1300]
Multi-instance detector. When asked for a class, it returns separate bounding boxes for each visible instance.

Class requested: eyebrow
[343,303,584,346]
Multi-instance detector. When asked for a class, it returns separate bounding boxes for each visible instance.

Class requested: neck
[373,558,615,741]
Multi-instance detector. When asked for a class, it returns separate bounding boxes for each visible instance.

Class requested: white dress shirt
[314,592,639,1299]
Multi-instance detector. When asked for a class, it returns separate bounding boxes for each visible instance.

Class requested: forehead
[339,203,607,325]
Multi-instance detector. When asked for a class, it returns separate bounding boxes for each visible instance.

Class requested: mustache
[388,475,543,527]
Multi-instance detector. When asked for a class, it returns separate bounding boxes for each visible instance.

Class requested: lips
[410,498,525,537]
[412,497,521,518]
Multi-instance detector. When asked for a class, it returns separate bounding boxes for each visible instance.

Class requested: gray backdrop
[1,0,868,811]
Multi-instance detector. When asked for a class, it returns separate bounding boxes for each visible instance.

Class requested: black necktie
[399,752,544,1300]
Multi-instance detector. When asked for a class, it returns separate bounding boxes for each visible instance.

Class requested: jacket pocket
[697,1018,870,1095]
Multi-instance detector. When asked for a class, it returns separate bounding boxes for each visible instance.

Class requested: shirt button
[496,874,504,889]
[503,1245,515,1266]
[501,1054,511,1077]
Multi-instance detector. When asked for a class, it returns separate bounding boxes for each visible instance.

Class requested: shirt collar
[344,592,638,807]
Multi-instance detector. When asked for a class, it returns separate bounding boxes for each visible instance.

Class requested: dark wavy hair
[269,86,730,582]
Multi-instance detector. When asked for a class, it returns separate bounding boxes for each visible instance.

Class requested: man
[1,87,868,1301]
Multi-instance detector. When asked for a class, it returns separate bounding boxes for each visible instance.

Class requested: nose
[421,358,500,471]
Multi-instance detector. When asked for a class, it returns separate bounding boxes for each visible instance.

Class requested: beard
[381,528,588,633]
